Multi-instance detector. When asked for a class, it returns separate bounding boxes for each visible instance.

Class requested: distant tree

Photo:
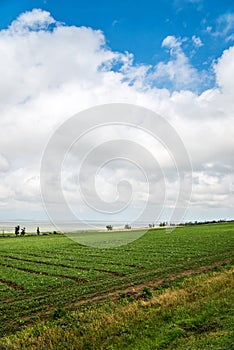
[159,222,166,227]
[148,223,155,228]
[15,225,20,236]
[106,225,113,231]
[124,224,131,229]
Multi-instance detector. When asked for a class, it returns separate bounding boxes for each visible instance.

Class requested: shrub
[52,306,66,320]
[141,287,153,299]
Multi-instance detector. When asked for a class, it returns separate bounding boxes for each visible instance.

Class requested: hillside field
[0,223,233,349]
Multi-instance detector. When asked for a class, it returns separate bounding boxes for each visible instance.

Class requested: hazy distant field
[0,223,233,349]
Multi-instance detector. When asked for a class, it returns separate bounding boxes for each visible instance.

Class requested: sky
[0,0,234,225]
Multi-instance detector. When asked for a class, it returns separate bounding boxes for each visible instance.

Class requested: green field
[0,223,233,349]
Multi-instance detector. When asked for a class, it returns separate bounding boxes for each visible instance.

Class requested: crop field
[0,223,233,348]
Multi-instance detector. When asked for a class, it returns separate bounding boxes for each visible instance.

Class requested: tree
[124,224,131,229]
[15,225,20,236]
[159,222,166,227]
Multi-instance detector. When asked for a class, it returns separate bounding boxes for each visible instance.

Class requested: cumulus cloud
[9,8,56,32]
[152,35,202,90]
[214,46,234,93]
[162,35,182,49]
[0,9,234,223]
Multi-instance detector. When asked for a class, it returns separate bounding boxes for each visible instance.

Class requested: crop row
[0,223,233,336]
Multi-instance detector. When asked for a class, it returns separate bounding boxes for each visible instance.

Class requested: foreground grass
[1,266,233,350]
[0,223,234,339]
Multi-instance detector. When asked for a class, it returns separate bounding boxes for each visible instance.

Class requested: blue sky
[1,0,234,75]
[0,1,234,224]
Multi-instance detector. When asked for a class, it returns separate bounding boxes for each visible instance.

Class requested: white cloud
[152,35,202,90]
[192,35,203,47]
[0,9,234,223]
[9,8,56,32]
[162,35,182,48]
[212,13,234,38]
[226,34,234,42]
[214,46,234,93]
[0,154,10,172]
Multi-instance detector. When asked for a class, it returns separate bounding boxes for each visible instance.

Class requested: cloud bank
[0,9,233,222]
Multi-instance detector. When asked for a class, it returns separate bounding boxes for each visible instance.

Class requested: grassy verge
[1,266,233,350]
